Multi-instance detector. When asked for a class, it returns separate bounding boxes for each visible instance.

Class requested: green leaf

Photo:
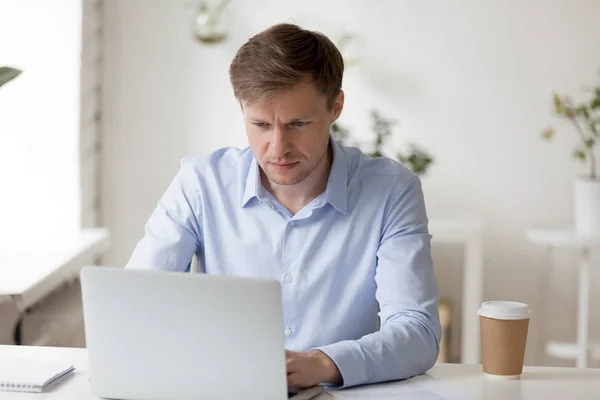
[578,105,590,118]
[585,138,595,148]
[540,128,554,140]
[397,145,434,176]
[553,92,562,114]
[0,66,22,89]
[591,97,600,110]
[330,121,350,144]
[564,107,576,119]
[573,149,586,161]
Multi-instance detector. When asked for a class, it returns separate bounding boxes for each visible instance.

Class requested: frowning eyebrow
[247,117,311,123]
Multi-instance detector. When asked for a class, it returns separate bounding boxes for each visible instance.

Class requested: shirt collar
[241,135,348,214]
[324,135,348,214]
[241,156,262,207]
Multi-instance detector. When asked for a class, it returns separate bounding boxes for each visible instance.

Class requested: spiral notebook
[0,358,75,393]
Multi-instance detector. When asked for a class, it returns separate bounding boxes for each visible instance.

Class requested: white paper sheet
[326,375,464,400]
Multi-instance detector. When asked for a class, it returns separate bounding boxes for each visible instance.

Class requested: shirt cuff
[313,340,369,389]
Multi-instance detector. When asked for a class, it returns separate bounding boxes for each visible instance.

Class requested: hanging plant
[0,66,22,90]
[192,0,232,45]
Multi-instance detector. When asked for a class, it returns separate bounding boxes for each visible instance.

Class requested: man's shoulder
[343,144,418,187]
[179,146,253,178]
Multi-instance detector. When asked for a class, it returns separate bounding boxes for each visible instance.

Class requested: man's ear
[331,90,345,123]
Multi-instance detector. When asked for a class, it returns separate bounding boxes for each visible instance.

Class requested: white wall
[101,0,600,366]
[0,0,82,241]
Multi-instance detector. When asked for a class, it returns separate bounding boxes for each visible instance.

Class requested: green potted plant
[368,110,433,176]
[332,111,434,177]
[0,66,22,89]
[540,73,600,234]
[331,35,433,176]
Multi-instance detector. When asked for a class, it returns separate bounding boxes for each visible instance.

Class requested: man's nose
[270,125,291,158]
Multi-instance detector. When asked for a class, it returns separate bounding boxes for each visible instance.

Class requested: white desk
[527,226,600,367]
[0,228,110,344]
[2,345,599,400]
[426,362,600,400]
[430,218,484,365]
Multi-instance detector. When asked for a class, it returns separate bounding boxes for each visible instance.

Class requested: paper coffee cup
[478,301,530,379]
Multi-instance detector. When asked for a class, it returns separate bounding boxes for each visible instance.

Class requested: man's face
[242,80,343,186]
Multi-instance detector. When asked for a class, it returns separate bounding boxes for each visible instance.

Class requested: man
[126,23,441,389]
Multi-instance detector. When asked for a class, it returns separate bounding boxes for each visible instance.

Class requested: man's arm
[315,175,441,388]
[125,159,202,272]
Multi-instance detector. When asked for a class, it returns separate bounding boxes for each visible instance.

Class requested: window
[0,0,83,241]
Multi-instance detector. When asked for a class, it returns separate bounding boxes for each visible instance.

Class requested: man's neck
[262,145,332,215]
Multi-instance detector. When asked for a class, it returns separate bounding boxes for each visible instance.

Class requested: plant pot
[574,177,600,235]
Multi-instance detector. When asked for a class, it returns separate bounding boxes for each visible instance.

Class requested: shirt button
[284,328,292,337]
[284,274,293,283]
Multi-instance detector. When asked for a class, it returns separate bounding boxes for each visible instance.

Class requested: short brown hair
[229,23,344,109]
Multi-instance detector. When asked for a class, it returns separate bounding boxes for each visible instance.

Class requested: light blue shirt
[125,136,441,388]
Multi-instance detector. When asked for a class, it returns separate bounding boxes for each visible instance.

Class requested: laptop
[80,266,324,400]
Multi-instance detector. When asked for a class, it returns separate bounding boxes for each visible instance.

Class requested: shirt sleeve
[125,158,203,272]
[315,175,441,388]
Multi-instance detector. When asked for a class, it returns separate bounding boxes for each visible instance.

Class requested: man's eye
[254,122,266,127]
[293,121,307,127]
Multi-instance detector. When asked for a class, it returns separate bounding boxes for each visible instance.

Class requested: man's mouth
[270,161,298,170]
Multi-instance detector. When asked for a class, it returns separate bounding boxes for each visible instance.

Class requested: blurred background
[1,0,599,370]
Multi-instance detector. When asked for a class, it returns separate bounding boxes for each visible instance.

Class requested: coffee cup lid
[477,301,531,320]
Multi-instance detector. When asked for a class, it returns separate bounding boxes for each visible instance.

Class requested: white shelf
[547,340,600,361]
[547,341,580,360]
[527,226,600,248]
[528,226,599,368]
[430,217,484,365]
[430,218,482,243]
[593,344,600,361]
[0,228,110,309]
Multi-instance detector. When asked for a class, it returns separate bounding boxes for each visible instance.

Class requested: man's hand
[286,349,342,388]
